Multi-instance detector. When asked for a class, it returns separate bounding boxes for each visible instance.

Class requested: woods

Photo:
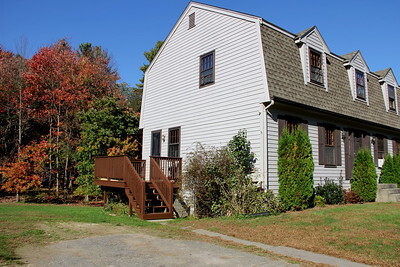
[0,39,142,200]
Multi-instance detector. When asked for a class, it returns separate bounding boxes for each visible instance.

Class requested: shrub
[380,154,400,186]
[344,190,363,204]
[184,130,281,217]
[314,195,326,207]
[315,177,344,205]
[278,127,314,211]
[351,149,377,202]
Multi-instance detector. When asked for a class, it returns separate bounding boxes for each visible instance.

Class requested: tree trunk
[16,192,19,202]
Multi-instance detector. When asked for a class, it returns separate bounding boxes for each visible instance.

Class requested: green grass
[0,203,160,265]
[175,203,400,267]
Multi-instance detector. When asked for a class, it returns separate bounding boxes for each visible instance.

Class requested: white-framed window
[356,70,366,100]
[388,85,396,111]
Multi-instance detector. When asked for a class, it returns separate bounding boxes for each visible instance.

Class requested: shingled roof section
[341,51,359,62]
[261,24,400,131]
[373,68,391,78]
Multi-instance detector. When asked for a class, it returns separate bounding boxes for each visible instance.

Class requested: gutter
[262,100,274,190]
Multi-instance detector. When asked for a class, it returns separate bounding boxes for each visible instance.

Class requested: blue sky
[1,0,399,87]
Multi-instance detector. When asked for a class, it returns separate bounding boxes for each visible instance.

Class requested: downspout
[263,100,274,190]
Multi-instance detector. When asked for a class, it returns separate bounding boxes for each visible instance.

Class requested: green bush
[314,195,326,207]
[351,149,377,202]
[315,177,344,205]
[184,130,281,217]
[380,154,400,186]
[278,127,314,211]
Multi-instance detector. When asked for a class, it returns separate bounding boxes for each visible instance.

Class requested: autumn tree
[22,39,120,192]
[0,48,27,163]
[1,140,52,201]
[75,97,139,200]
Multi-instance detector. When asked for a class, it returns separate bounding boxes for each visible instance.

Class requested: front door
[151,130,161,156]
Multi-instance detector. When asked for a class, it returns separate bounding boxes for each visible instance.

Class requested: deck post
[129,202,133,216]
[103,190,107,206]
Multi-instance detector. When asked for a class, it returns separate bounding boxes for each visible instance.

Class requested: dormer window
[296,26,329,89]
[356,70,366,100]
[310,49,323,84]
[388,85,396,111]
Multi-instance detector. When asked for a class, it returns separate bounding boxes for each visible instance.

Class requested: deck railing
[94,155,145,219]
[151,156,182,183]
[150,157,174,210]
[131,159,146,180]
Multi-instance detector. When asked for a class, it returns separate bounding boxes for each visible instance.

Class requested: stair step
[381,188,400,194]
[378,183,398,189]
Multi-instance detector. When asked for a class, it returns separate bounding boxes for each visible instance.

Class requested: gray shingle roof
[373,68,391,78]
[341,51,359,62]
[261,24,400,131]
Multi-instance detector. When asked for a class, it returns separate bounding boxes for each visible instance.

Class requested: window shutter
[318,126,325,165]
[384,139,388,157]
[373,138,378,166]
[278,118,285,138]
[344,131,352,180]
[393,140,398,155]
[301,122,308,135]
[335,129,342,166]
[362,135,371,150]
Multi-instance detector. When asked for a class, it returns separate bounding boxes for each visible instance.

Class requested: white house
[139,1,400,193]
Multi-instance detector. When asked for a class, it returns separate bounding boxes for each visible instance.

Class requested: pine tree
[278,127,314,210]
[351,149,377,202]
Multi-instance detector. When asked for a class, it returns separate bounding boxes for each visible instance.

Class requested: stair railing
[149,157,174,212]
[94,156,145,219]
[151,156,182,183]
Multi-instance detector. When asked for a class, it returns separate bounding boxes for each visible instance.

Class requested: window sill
[323,165,338,168]
[199,82,215,89]
[354,98,368,104]
[308,81,325,89]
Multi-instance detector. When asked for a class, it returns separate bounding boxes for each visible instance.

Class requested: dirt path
[18,222,296,267]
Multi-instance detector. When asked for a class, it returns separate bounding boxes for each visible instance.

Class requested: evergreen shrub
[278,127,314,211]
[315,177,344,205]
[351,149,377,202]
[380,154,400,186]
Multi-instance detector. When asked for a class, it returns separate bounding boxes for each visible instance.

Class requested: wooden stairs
[94,155,181,220]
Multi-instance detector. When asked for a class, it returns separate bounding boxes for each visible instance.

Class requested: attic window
[388,85,396,111]
[356,70,366,100]
[189,13,195,29]
[309,49,323,85]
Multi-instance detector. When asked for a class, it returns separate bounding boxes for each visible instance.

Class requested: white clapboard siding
[266,113,350,193]
[352,54,368,72]
[141,6,267,180]
[306,31,324,51]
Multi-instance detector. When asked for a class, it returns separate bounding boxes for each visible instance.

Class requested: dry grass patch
[176,203,400,267]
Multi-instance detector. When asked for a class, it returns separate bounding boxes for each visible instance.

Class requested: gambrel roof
[260,24,400,131]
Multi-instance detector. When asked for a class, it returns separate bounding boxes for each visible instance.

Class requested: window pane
[200,52,214,86]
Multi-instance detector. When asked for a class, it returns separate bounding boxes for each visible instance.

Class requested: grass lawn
[174,202,400,267]
[0,203,162,265]
[1,202,399,266]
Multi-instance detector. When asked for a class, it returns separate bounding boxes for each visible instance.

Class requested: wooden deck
[94,156,182,220]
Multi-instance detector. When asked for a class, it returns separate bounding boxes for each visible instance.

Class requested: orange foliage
[1,140,52,193]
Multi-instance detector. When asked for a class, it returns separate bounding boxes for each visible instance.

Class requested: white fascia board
[350,51,370,73]
[256,18,270,103]
[139,73,148,129]
[261,20,295,38]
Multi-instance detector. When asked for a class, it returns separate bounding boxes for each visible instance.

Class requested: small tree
[380,154,400,186]
[351,149,377,202]
[278,127,314,211]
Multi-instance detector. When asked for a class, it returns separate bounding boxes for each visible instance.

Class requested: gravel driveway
[20,232,296,266]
